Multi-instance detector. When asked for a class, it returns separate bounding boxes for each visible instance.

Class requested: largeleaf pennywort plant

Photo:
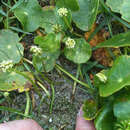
[0,0,130,129]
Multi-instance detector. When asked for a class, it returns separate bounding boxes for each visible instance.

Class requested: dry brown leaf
[85,23,113,67]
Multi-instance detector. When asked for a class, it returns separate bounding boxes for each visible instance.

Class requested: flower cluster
[57,7,68,17]
[52,24,62,33]
[65,37,76,48]
[30,46,42,55]
[0,60,14,72]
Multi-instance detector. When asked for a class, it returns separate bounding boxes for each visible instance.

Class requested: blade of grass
[55,64,93,90]
[37,81,50,98]
[0,106,32,118]
[72,64,80,95]
[10,26,31,34]
[10,0,24,10]
[24,91,30,117]
[49,84,55,113]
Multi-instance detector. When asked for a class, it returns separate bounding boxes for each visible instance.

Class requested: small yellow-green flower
[0,60,14,72]
[65,37,76,48]
[30,46,42,55]
[57,7,68,17]
[52,24,62,33]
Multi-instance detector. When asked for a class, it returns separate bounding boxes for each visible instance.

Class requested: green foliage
[13,0,43,32]
[0,30,24,63]
[94,55,130,97]
[0,71,33,92]
[83,99,98,120]
[114,119,130,130]
[72,0,99,31]
[34,33,61,72]
[56,0,79,11]
[34,33,61,52]
[96,31,130,48]
[0,15,3,22]
[106,0,123,12]
[94,104,115,130]
[64,38,92,64]
[0,0,130,128]
[113,91,130,120]
[40,7,57,33]
[106,0,130,22]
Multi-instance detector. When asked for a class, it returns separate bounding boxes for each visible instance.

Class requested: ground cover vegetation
[0,0,130,129]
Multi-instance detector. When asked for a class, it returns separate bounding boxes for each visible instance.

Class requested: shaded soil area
[0,68,89,130]
[0,33,89,129]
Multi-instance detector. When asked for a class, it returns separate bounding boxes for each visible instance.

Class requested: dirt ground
[0,33,89,129]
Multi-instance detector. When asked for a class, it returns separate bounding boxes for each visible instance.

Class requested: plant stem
[72,64,80,95]
[6,10,9,29]
[107,22,116,60]
[55,64,93,90]
[23,58,52,84]
[19,34,26,41]
[63,16,72,32]
[15,70,42,98]
[37,81,50,98]
[24,91,30,117]
[50,84,55,113]
[23,58,33,65]
[38,96,46,115]
[124,47,128,55]
[107,22,113,37]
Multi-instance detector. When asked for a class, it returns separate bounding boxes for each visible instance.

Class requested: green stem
[6,11,9,29]
[38,96,46,115]
[72,64,80,95]
[72,32,83,38]
[124,47,128,55]
[24,91,30,117]
[0,106,31,118]
[15,70,42,98]
[23,58,52,84]
[107,22,116,60]
[63,16,72,32]
[23,58,33,65]
[19,34,26,41]
[107,22,113,37]
[37,81,50,98]
[55,64,92,90]
[50,84,55,113]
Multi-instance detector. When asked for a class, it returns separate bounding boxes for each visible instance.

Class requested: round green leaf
[13,0,43,32]
[106,0,123,12]
[120,0,130,22]
[83,99,98,120]
[33,51,60,72]
[72,0,99,31]
[95,55,130,97]
[113,91,130,120]
[56,0,79,11]
[40,6,57,33]
[94,104,115,130]
[0,71,33,92]
[106,0,130,22]
[34,33,61,52]
[0,30,24,63]
[34,33,61,72]
[64,38,92,64]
